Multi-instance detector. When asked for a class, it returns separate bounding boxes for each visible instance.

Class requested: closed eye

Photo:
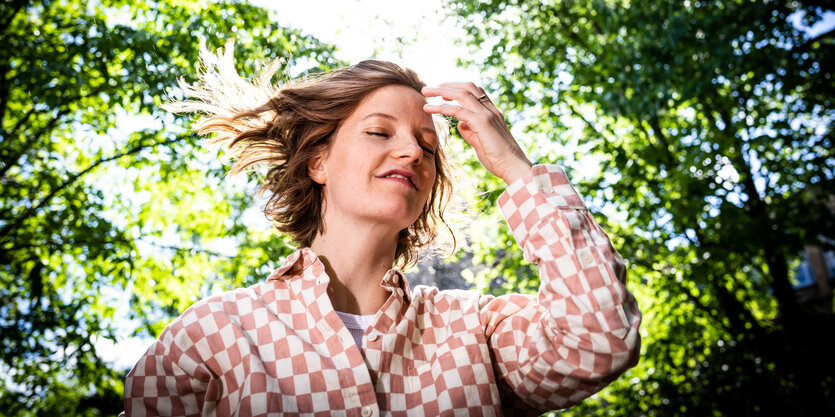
[420,145,436,156]
[366,131,390,138]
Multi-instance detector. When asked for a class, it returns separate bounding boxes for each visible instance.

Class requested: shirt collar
[267,248,411,302]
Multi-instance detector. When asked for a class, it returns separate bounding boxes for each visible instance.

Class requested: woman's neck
[310,218,399,316]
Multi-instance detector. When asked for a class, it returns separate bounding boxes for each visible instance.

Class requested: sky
[251,0,479,85]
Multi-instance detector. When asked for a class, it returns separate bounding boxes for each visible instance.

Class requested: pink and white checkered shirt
[123,165,642,416]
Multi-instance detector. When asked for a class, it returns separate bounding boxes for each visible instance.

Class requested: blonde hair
[165,42,453,267]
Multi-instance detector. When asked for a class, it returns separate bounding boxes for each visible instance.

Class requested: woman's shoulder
[189,279,280,311]
[131,280,287,382]
[159,280,283,340]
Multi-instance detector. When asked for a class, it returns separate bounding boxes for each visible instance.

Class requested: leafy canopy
[446,0,834,415]
[0,0,340,415]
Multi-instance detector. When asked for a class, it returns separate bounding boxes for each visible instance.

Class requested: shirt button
[367,334,379,342]
[396,288,404,297]
[580,250,594,265]
[534,175,554,194]
[392,275,399,284]
[361,407,373,417]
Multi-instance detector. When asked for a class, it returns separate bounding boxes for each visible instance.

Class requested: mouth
[377,169,418,189]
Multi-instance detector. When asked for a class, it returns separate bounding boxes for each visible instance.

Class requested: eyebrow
[362,112,438,136]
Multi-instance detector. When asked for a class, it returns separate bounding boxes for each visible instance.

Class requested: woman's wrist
[500,157,534,185]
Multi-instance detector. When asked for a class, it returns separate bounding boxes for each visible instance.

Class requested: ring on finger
[476,93,490,102]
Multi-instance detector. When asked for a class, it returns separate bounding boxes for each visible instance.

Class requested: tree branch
[690,221,768,336]
[0,61,10,130]
[704,95,799,320]
[798,0,835,12]
[680,282,734,334]
[698,94,765,209]
[0,136,185,241]
[643,117,679,168]
[0,0,30,34]
[1,84,109,178]
[550,9,595,55]
[711,275,766,338]
[628,251,734,333]
[0,108,72,179]
[142,242,234,259]
[566,102,616,143]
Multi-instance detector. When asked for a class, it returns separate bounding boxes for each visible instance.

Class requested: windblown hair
[165,43,453,267]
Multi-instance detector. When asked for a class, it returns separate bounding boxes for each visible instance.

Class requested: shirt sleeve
[478,164,642,411]
[123,311,217,417]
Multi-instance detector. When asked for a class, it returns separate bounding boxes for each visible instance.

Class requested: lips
[377,169,419,189]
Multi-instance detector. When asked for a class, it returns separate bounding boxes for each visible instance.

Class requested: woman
[123,44,641,416]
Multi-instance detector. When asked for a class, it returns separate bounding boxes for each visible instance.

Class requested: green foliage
[447,0,834,415]
[0,0,340,414]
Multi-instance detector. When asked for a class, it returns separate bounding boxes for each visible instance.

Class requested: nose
[394,134,424,165]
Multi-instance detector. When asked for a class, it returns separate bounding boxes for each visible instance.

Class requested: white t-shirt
[335,310,376,351]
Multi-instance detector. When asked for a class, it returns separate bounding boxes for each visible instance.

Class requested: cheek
[428,165,438,190]
[422,172,438,203]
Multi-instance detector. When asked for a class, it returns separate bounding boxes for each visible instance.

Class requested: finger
[434,82,493,106]
[422,86,491,113]
[425,84,501,117]
[422,102,479,123]
[435,81,484,98]
[422,85,479,104]
[434,81,489,98]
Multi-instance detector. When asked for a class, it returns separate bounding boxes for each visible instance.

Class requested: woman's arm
[423,84,641,410]
[123,308,216,416]
[481,164,641,410]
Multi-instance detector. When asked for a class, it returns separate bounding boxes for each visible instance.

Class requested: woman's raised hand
[422,82,532,184]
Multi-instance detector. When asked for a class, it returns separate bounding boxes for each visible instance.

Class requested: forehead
[350,85,433,126]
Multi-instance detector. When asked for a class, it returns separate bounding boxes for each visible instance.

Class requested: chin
[387,214,421,231]
[374,207,421,230]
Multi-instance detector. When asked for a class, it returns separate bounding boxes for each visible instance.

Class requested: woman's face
[310,85,438,233]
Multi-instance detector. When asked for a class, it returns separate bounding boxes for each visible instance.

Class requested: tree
[0,1,339,415]
[446,0,834,415]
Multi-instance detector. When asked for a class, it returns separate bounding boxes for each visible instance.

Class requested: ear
[307,153,327,185]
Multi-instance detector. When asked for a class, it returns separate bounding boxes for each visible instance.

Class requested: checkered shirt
[123,164,642,416]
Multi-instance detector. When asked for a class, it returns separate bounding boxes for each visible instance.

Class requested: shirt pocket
[405,357,433,395]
